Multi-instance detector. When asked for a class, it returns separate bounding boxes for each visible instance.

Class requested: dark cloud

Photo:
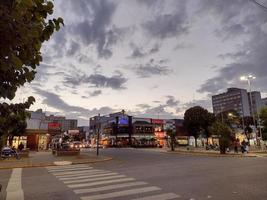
[165,95,179,107]
[33,88,114,125]
[143,1,189,39]
[90,90,102,97]
[132,59,172,78]
[66,41,80,56]
[129,44,159,59]
[63,70,127,90]
[218,51,250,60]
[197,0,267,95]
[136,104,151,109]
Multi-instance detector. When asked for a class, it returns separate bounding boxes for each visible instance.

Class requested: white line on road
[80,186,161,200]
[63,175,126,184]
[73,181,148,194]
[6,168,24,200]
[68,178,135,188]
[59,172,118,181]
[46,164,88,170]
[48,167,93,173]
[53,169,101,176]
[55,170,108,178]
[131,192,181,200]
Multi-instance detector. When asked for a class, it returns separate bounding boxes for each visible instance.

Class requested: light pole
[240,75,261,143]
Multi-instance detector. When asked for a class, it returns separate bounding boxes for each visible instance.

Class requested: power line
[251,0,267,10]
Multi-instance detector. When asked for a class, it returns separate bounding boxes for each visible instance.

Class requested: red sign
[48,122,61,129]
[155,132,166,138]
[152,119,164,124]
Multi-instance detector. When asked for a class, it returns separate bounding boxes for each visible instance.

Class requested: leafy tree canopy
[0,0,63,100]
[183,106,215,139]
[260,107,267,140]
[0,97,35,147]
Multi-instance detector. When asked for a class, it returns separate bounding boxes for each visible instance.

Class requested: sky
[11,0,267,125]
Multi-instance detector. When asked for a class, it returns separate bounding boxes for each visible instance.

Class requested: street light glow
[240,75,256,81]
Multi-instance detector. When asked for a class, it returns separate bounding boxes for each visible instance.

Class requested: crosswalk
[46,164,181,200]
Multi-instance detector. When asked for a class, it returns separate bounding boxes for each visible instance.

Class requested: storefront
[26,129,50,151]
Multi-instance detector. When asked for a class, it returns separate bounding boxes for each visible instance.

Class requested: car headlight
[70,144,74,148]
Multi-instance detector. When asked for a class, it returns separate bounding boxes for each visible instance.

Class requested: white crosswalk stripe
[73,181,148,194]
[131,193,181,200]
[55,170,110,178]
[80,186,161,200]
[63,174,127,184]
[47,164,181,200]
[59,172,118,181]
[48,167,93,173]
[68,178,136,188]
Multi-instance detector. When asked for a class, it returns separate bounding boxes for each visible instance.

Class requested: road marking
[48,167,93,173]
[132,192,181,200]
[59,172,118,181]
[80,186,161,200]
[46,164,88,170]
[55,170,108,178]
[73,181,148,194]
[63,175,126,184]
[68,177,135,188]
[53,169,101,176]
[6,168,24,200]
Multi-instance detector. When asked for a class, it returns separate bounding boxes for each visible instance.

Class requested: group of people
[234,140,249,153]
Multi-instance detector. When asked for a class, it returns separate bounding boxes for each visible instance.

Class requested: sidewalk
[0,150,112,170]
[137,147,267,157]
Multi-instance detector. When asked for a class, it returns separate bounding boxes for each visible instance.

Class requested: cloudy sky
[14,0,267,125]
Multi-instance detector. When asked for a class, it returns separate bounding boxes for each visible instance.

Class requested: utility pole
[96,113,100,156]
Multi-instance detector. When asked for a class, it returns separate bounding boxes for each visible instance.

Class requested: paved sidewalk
[136,147,267,157]
[0,150,112,169]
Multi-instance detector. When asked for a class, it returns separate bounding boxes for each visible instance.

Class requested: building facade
[248,91,263,115]
[262,97,267,108]
[212,88,251,117]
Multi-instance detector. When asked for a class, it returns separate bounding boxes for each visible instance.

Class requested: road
[0,148,267,200]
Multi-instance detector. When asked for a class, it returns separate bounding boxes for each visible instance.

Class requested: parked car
[70,141,85,149]
[90,144,104,148]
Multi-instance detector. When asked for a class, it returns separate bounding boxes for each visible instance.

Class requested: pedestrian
[234,140,239,153]
[18,142,24,151]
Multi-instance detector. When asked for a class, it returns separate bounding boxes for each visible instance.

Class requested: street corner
[164,149,259,158]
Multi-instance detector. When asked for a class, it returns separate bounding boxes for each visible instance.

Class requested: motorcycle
[1,147,20,160]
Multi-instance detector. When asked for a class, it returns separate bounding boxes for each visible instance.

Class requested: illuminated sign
[152,119,164,124]
[48,122,60,129]
[119,117,128,125]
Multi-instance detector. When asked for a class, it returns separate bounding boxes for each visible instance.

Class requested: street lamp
[240,75,262,143]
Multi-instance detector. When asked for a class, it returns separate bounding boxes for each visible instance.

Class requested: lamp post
[240,75,262,143]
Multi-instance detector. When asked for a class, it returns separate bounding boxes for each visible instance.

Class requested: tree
[0,0,64,100]
[209,121,234,154]
[183,106,215,147]
[0,97,35,148]
[0,0,63,147]
[260,108,267,141]
[166,129,176,151]
[216,110,240,128]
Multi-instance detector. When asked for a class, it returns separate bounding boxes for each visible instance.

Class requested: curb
[162,150,259,158]
[0,157,113,170]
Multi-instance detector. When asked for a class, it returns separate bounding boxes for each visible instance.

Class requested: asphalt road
[0,148,267,200]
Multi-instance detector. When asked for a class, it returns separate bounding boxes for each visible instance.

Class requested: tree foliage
[166,128,176,151]
[260,107,267,141]
[0,0,64,100]
[0,97,35,148]
[183,106,215,146]
[0,0,63,147]
[208,121,234,154]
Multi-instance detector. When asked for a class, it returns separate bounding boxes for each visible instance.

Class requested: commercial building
[89,110,186,147]
[212,88,251,117]
[248,91,263,115]
[45,115,77,131]
[261,97,267,108]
